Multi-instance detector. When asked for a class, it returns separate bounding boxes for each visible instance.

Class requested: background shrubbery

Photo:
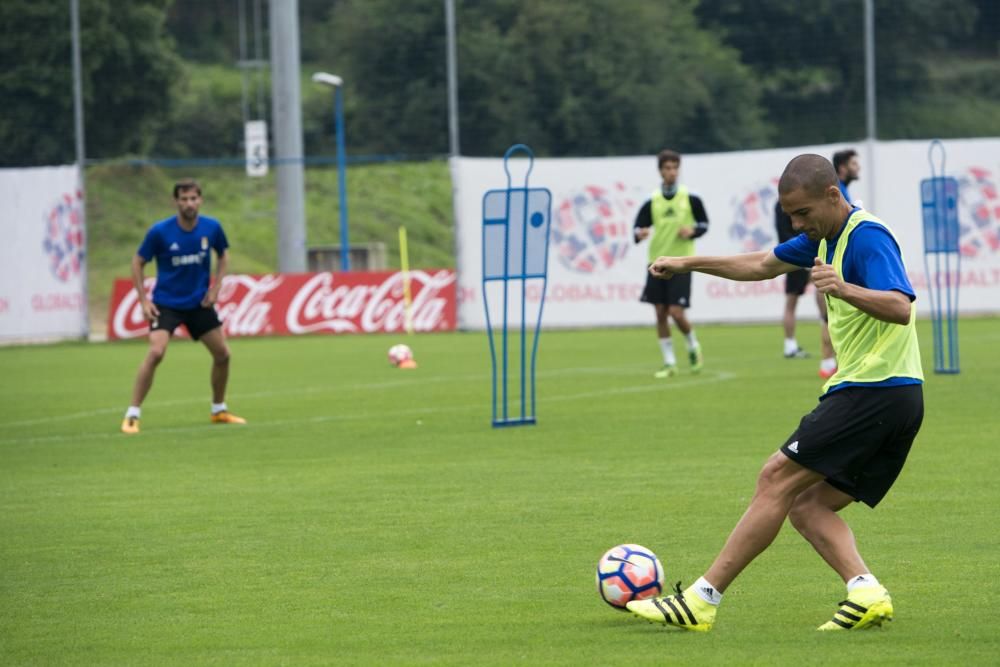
[3,0,999,166]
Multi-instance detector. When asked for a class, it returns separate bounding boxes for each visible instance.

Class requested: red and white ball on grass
[596,543,664,609]
[388,343,417,369]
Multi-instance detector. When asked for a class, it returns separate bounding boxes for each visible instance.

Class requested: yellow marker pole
[399,226,414,334]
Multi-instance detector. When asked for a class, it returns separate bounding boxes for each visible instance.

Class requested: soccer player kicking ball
[120,179,246,434]
[628,154,923,631]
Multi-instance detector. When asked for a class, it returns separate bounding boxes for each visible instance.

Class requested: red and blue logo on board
[43,189,86,282]
[552,183,637,274]
[959,166,1000,258]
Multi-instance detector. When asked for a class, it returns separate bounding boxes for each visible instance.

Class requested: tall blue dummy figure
[482,145,552,426]
[921,140,961,374]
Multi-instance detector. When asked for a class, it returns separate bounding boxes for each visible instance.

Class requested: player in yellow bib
[627,154,923,632]
[633,149,709,377]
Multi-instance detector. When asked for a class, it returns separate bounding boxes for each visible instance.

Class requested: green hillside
[85,159,454,332]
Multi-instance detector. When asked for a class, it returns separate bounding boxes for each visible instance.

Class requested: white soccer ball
[387,343,413,366]
[596,543,665,609]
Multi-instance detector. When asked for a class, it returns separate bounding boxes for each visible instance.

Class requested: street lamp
[312,71,351,271]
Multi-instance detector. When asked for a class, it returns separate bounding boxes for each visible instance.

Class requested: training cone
[399,359,418,369]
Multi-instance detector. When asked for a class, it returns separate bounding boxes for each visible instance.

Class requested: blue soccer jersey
[773,211,915,300]
[838,180,852,204]
[137,216,229,309]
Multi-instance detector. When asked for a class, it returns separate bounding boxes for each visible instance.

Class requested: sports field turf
[2,318,998,665]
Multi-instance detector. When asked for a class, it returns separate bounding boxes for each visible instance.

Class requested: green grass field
[2,319,999,665]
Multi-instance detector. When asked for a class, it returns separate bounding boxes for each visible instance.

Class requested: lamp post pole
[312,72,350,271]
[70,0,90,336]
[333,84,350,271]
[863,0,877,211]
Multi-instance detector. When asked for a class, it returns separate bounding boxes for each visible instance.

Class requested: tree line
[2,0,998,167]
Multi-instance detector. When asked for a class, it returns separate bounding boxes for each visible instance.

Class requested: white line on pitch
[0,363,666,429]
[0,370,738,446]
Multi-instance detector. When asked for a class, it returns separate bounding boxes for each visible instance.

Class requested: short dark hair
[657,149,681,168]
[831,149,858,172]
[173,178,202,198]
[778,154,838,198]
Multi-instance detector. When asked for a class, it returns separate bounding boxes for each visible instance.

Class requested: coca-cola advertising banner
[107,269,456,340]
[451,138,1000,328]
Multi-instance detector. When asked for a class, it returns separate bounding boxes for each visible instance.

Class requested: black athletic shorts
[785,268,810,296]
[151,304,223,340]
[780,384,924,507]
[640,272,692,307]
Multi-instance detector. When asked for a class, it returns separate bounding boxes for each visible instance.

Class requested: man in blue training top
[121,179,246,434]
[832,148,860,205]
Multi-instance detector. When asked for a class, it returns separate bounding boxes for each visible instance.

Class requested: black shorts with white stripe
[780,384,923,507]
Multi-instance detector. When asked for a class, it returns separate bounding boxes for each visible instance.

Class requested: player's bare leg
[788,480,868,582]
[783,294,808,358]
[655,303,671,339]
[783,294,798,341]
[200,327,230,403]
[790,479,893,630]
[633,455,889,632]
[121,329,169,433]
[200,327,246,424]
[628,451,822,630]
[130,329,170,407]
[669,305,702,372]
[653,304,677,378]
[668,304,691,335]
[703,451,823,592]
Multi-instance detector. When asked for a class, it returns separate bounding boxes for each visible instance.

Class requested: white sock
[212,402,228,415]
[685,330,699,349]
[784,338,799,355]
[659,337,676,366]
[820,357,837,372]
[691,576,723,605]
[125,406,141,419]
[847,573,879,592]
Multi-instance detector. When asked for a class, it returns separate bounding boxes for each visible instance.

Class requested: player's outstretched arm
[650,250,796,282]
